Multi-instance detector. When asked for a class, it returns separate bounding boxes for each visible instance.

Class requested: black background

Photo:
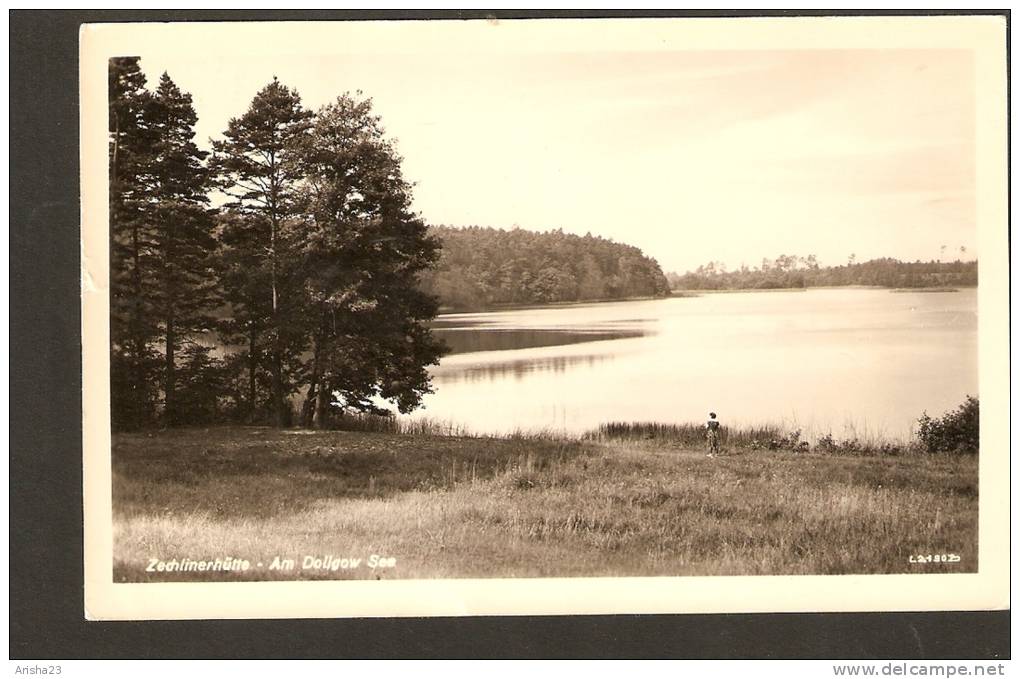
[9,9,1010,660]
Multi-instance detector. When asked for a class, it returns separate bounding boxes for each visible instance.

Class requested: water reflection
[433,327,645,354]
[403,289,978,440]
[434,353,610,384]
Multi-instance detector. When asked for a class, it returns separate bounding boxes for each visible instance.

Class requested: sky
[133,33,976,274]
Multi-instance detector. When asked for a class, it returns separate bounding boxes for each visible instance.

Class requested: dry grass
[588,421,805,450]
[112,427,978,582]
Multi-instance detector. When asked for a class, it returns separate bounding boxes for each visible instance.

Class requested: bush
[917,396,979,454]
[815,433,905,456]
[747,428,805,452]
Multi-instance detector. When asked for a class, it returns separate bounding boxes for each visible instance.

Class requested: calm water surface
[401,288,977,441]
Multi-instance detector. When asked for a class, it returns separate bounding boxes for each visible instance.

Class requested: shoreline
[434,285,975,314]
[124,416,946,456]
[435,293,669,316]
[670,284,974,296]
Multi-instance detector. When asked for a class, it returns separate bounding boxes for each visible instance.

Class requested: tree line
[667,255,978,290]
[109,58,445,430]
[418,225,672,310]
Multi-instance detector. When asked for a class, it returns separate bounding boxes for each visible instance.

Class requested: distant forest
[667,256,978,291]
[418,226,672,310]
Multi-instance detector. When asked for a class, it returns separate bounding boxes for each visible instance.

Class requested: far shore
[670,284,974,296]
[435,293,668,316]
[434,285,974,315]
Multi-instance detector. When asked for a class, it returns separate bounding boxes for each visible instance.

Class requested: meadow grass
[590,420,925,455]
[587,421,803,450]
[112,426,977,582]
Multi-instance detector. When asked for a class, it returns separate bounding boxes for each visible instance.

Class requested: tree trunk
[163,215,176,427]
[312,380,329,430]
[117,111,150,421]
[164,313,175,426]
[268,225,285,427]
[301,383,316,428]
[271,348,286,427]
[313,342,334,430]
[302,327,323,427]
[247,322,258,424]
[268,208,288,426]
[130,220,149,413]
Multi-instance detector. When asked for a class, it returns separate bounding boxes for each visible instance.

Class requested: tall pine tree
[296,94,446,427]
[109,57,158,429]
[211,79,313,426]
[147,74,216,426]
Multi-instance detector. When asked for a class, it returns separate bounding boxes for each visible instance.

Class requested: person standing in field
[706,412,721,456]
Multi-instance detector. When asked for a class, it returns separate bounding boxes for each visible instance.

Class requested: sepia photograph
[79,14,1009,620]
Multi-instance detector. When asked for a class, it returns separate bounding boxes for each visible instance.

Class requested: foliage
[110,348,160,431]
[211,210,274,423]
[815,434,865,455]
[172,344,229,425]
[146,74,217,425]
[916,396,979,454]
[109,57,159,429]
[748,429,810,452]
[210,78,314,426]
[295,93,446,426]
[668,256,978,291]
[108,62,216,427]
[813,434,907,457]
[419,226,671,310]
[109,60,447,430]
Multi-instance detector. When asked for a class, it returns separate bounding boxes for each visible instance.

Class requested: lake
[401,288,978,442]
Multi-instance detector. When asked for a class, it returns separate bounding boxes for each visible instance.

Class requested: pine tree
[213,211,272,422]
[147,74,216,426]
[296,94,446,428]
[211,79,313,426]
[109,57,159,429]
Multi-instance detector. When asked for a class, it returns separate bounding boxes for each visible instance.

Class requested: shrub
[916,396,979,454]
[816,433,859,454]
[815,433,907,456]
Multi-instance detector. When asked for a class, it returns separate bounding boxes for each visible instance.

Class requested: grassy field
[112,426,978,582]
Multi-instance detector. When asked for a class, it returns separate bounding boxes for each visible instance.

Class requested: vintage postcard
[81,15,1009,620]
